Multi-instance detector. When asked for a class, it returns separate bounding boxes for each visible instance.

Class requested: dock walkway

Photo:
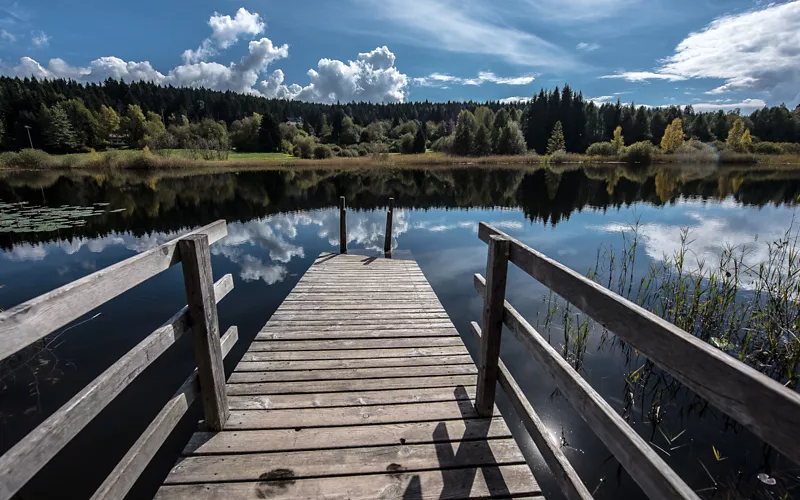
[156,252,542,499]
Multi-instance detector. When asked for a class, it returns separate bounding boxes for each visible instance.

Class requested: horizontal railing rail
[0,220,236,500]
[0,219,228,360]
[473,222,800,499]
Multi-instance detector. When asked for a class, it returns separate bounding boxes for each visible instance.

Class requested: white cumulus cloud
[5,9,409,102]
[10,36,288,95]
[183,8,265,63]
[268,46,409,103]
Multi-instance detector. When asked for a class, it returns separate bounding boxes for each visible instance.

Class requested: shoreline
[2,150,800,173]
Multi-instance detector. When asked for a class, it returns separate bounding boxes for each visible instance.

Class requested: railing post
[384,197,394,257]
[178,234,228,431]
[339,196,347,254]
[476,235,510,417]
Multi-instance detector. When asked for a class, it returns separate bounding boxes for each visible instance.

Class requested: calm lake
[1,164,799,499]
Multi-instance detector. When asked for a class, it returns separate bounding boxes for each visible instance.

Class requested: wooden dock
[155,252,542,499]
[5,209,800,500]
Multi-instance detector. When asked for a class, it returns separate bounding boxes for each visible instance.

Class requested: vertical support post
[179,234,228,431]
[339,196,347,254]
[476,235,510,417]
[384,197,394,256]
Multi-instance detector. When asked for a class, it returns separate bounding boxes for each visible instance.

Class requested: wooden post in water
[339,196,347,254]
[178,234,228,431]
[475,235,509,417]
[384,197,394,257]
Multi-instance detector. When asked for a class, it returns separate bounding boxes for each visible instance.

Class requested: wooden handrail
[475,274,697,500]
[179,235,228,431]
[91,325,239,500]
[475,235,509,416]
[478,222,800,466]
[0,221,236,500]
[471,321,592,500]
[0,220,228,361]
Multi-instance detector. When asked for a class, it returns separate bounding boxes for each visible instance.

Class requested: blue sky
[1,0,798,111]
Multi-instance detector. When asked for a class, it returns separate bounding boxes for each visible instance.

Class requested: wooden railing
[473,222,800,500]
[337,196,395,256]
[0,220,237,500]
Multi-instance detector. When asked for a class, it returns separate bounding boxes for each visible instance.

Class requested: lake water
[1,165,799,499]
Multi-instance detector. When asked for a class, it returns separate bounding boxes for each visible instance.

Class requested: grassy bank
[3,148,800,171]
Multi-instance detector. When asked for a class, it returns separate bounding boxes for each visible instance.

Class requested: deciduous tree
[661,118,684,153]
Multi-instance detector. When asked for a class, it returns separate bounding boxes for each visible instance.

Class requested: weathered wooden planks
[225,399,498,429]
[155,464,540,500]
[241,345,469,360]
[158,252,541,499]
[228,364,478,383]
[227,374,480,395]
[226,386,477,410]
[185,417,510,454]
[164,439,526,483]
[234,354,474,371]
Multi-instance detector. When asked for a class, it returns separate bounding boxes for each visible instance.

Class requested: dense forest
[1,76,799,159]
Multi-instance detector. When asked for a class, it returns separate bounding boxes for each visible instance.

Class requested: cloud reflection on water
[596,200,798,289]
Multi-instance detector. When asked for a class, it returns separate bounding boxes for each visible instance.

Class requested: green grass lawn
[227,151,294,160]
[62,149,294,160]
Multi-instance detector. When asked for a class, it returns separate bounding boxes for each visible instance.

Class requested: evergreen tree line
[1,76,798,156]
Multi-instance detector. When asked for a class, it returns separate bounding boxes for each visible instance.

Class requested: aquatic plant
[0,201,115,233]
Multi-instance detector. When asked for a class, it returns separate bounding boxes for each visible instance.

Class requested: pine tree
[632,106,651,143]
[661,118,684,153]
[649,112,667,146]
[546,121,565,154]
[472,124,492,156]
[43,105,78,153]
[259,112,281,152]
[453,110,476,156]
[496,122,527,155]
[689,114,712,142]
[412,123,427,154]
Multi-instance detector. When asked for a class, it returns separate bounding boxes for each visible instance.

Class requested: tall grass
[535,220,800,497]
[585,221,800,386]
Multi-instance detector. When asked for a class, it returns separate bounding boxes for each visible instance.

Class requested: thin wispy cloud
[576,42,600,51]
[0,29,14,42]
[600,71,685,82]
[521,0,634,21]
[31,30,48,47]
[415,71,535,87]
[357,0,577,68]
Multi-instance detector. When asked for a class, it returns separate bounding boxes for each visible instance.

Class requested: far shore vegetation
[1,76,799,170]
